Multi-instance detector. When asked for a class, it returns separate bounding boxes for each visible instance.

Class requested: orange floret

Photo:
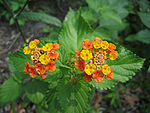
[94,77,103,83]
[93,37,102,42]
[45,61,56,72]
[83,72,92,82]
[24,62,30,73]
[47,50,59,60]
[82,39,93,50]
[35,63,46,75]
[109,51,119,60]
[52,43,60,49]
[108,43,116,51]
[105,73,114,80]
[34,39,40,44]
[75,58,85,71]
[92,70,104,79]
[75,49,81,58]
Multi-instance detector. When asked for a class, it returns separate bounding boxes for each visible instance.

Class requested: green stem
[2,0,27,44]
[12,101,16,113]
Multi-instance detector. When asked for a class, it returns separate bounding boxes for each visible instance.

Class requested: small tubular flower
[92,70,104,79]
[82,39,93,50]
[93,41,101,49]
[106,73,114,80]
[42,43,53,51]
[102,64,111,75]
[24,40,59,79]
[84,63,96,75]
[52,43,60,49]
[35,63,46,75]
[24,62,30,73]
[29,41,37,49]
[45,61,56,72]
[75,49,81,58]
[47,50,59,60]
[108,43,116,51]
[39,54,50,65]
[101,41,109,49]
[109,51,119,60]
[23,46,31,55]
[75,58,85,71]
[93,37,101,42]
[83,72,92,82]
[34,39,40,44]
[74,37,118,83]
[94,77,103,83]
[80,50,93,60]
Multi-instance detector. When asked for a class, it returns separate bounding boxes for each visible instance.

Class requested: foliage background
[0,0,150,113]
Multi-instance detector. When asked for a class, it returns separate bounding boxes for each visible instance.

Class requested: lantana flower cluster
[23,39,59,79]
[75,37,119,83]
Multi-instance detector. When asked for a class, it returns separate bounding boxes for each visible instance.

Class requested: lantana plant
[23,39,59,79]
[75,37,119,83]
[0,10,145,113]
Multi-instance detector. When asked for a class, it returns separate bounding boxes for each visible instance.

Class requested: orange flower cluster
[23,39,59,79]
[75,37,119,83]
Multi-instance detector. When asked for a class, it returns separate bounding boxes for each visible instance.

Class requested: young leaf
[138,12,150,28]
[19,12,62,27]
[0,77,21,105]
[90,45,145,90]
[25,80,48,104]
[59,12,93,62]
[126,29,150,44]
[56,78,93,113]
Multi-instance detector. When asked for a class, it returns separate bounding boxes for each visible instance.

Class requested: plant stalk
[2,0,27,44]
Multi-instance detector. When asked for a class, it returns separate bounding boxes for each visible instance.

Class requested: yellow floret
[109,51,119,60]
[84,63,96,75]
[29,41,37,49]
[39,54,50,65]
[102,64,111,75]
[42,43,53,51]
[80,50,93,60]
[93,41,101,49]
[23,46,31,54]
[101,41,109,49]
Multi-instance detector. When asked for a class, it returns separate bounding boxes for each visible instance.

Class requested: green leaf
[25,80,48,104]
[139,0,150,12]
[0,77,21,105]
[36,105,49,113]
[7,51,30,82]
[19,12,62,27]
[126,29,150,44]
[86,0,129,19]
[59,12,93,62]
[47,82,62,113]
[138,12,150,28]
[56,78,93,113]
[99,7,127,31]
[90,45,145,89]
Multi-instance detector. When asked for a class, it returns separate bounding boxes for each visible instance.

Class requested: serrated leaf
[25,80,48,104]
[0,77,21,105]
[47,82,62,113]
[7,51,30,82]
[86,0,129,19]
[55,79,93,113]
[19,12,62,27]
[59,12,93,62]
[126,29,150,44]
[138,12,150,28]
[90,45,145,90]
